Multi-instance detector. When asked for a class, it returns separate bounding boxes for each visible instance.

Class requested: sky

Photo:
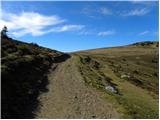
[1,1,159,52]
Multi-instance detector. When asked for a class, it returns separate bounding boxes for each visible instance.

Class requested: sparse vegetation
[76,55,119,93]
[75,42,159,118]
[2,34,158,119]
[1,36,70,118]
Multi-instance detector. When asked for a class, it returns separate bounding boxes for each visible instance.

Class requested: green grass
[102,60,158,118]
[74,53,159,119]
[75,54,114,91]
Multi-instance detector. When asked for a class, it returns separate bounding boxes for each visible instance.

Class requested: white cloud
[81,7,94,15]
[78,30,93,35]
[0,12,65,36]
[131,1,157,6]
[138,30,159,37]
[98,30,115,36]
[153,31,159,37]
[138,30,149,36]
[99,8,112,15]
[81,7,112,17]
[50,25,85,32]
[120,8,150,16]
[1,11,84,37]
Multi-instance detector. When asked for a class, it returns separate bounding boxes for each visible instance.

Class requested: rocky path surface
[35,56,119,119]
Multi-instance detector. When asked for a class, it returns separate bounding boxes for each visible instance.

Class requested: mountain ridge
[71,41,158,53]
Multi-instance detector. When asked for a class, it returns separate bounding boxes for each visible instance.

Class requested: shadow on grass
[2,54,70,119]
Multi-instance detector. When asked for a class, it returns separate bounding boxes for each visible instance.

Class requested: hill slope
[74,42,159,118]
[35,56,120,118]
[35,41,159,119]
[1,36,70,118]
[2,36,159,119]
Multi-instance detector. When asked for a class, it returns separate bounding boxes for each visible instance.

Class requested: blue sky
[1,1,159,52]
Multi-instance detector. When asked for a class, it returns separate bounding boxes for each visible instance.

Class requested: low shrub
[17,45,32,55]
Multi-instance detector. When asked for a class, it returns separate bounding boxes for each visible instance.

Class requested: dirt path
[35,56,119,119]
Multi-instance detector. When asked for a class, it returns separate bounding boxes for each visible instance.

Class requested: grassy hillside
[1,35,70,118]
[2,34,159,119]
[73,41,159,118]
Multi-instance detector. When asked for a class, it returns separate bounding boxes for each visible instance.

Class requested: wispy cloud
[49,25,85,32]
[120,8,150,16]
[153,31,159,37]
[81,7,112,17]
[82,6,150,18]
[98,30,115,36]
[0,12,65,36]
[138,30,159,37]
[78,30,93,35]
[1,11,84,37]
[99,7,112,15]
[138,30,149,36]
[131,1,158,6]
[81,7,94,15]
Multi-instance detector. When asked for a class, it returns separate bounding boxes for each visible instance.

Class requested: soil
[35,56,120,119]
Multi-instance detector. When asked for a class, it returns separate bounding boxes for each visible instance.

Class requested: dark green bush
[17,45,32,55]
[30,42,39,47]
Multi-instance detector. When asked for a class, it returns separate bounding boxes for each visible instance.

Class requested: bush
[2,51,7,57]
[23,55,35,62]
[30,42,39,47]
[17,45,32,55]
[2,54,18,65]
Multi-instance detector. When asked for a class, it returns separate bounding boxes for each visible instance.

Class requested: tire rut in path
[35,56,120,119]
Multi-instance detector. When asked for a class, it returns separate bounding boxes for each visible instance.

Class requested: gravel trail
[35,56,119,119]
